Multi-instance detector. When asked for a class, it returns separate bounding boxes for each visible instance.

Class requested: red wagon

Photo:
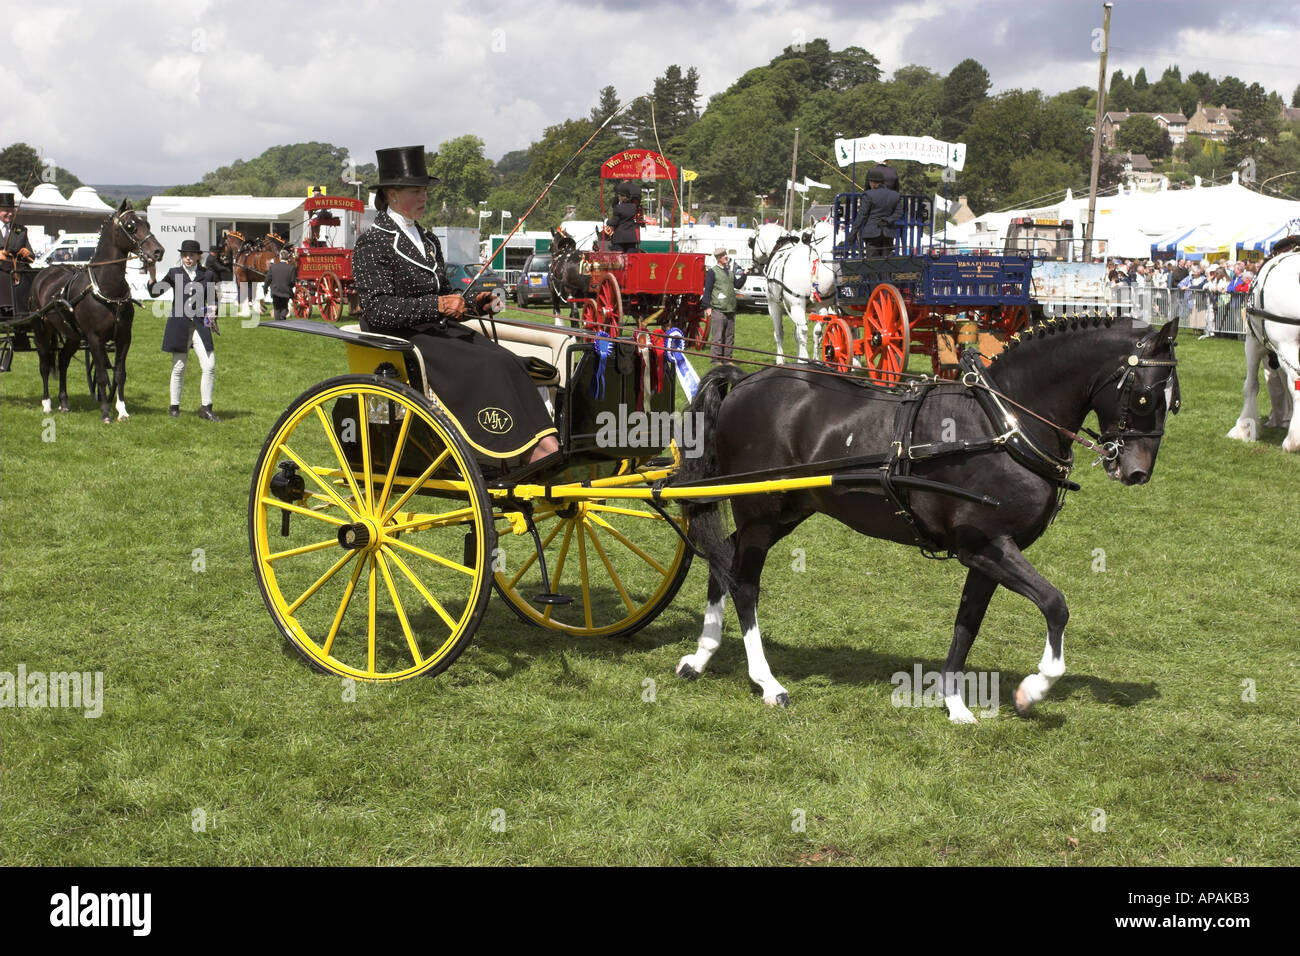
[292,195,365,323]
[570,150,709,343]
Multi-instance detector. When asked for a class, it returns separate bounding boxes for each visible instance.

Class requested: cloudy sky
[4,0,1298,186]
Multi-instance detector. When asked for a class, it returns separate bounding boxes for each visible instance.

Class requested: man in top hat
[150,238,223,421]
[844,170,901,258]
[0,192,37,316]
[352,145,559,466]
[604,181,642,252]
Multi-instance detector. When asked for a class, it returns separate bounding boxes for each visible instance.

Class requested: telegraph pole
[786,127,800,228]
[1084,2,1113,260]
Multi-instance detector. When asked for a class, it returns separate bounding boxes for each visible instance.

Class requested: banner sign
[601,149,678,182]
[834,134,966,171]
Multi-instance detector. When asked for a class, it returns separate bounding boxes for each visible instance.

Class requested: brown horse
[225,231,279,316]
[27,199,165,422]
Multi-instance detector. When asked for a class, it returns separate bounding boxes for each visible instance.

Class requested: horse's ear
[118,197,131,212]
[1153,317,1179,347]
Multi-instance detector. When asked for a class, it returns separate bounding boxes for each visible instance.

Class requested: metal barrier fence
[1041,287,1248,338]
[499,268,522,293]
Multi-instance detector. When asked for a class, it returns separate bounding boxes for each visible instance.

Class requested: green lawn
[1,302,1296,865]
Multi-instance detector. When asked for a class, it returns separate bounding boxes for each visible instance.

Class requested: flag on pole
[802,176,830,189]
[787,179,809,194]
[933,194,952,212]
[682,169,699,182]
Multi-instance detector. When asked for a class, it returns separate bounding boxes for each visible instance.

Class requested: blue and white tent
[1150,224,1200,255]
[1237,221,1298,254]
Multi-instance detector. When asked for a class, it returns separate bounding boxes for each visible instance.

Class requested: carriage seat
[465,319,571,388]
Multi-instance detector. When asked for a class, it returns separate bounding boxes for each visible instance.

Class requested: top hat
[179,239,202,254]
[373,145,439,189]
[0,193,15,209]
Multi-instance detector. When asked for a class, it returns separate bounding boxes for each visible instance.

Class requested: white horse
[751,222,837,363]
[1226,246,1300,452]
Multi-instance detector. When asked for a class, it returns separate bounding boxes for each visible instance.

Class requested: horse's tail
[673,364,748,592]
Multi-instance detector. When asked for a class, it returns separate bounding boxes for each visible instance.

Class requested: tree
[0,142,83,197]
[1115,114,1172,159]
[1133,67,1149,90]
[1213,75,1249,109]
[426,135,494,227]
[1293,84,1300,109]
[939,58,991,141]
[1227,82,1280,166]
[1108,69,1135,112]
[589,85,621,126]
[828,46,881,90]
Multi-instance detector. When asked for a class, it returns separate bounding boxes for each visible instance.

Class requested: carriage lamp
[270,462,305,536]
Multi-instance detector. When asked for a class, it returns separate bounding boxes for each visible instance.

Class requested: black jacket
[0,222,36,311]
[606,201,640,246]
[352,211,452,333]
[152,264,220,353]
[846,187,902,244]
[264,260,297,298]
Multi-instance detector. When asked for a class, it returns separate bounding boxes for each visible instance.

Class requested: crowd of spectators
[1106,257,1257,337]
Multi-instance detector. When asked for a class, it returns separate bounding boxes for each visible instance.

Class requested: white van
[33,233,99,268]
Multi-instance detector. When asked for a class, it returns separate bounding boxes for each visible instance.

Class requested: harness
[1244,250,1300,382]
[29,209,157,323]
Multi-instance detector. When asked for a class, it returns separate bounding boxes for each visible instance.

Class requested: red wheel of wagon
[859,283,910,386]
[820,315,855,373]
[583,274,623,338]
[319,272,343,323]
[292,282,313,318]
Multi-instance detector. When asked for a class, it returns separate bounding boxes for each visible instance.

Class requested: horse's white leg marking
[1282,366,1300,452]
[115,398,129,421]
[740,615,788,705]
[790,294,809,362]
[41,398,52,413]
[768,289,785,364]
[1015,634,1065,712]
[677,595,726,676]
[944,693,978,725]
[1227,334,1263,442]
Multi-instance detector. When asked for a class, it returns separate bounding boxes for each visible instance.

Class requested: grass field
[1,301,1296,866]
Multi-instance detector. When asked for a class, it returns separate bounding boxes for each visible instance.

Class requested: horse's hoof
[101,417,112,425]
[1014,685,1033,715]
[1225,421,1256,442]
[676,661,699,681]
[766,692,791,708]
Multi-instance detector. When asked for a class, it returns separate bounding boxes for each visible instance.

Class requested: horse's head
[110,199,165,263]
[1089,318,1181,485]
[551,227,576,253]
[223,230,246,255]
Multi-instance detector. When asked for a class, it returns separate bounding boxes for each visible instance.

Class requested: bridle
[1086,331,1182,461]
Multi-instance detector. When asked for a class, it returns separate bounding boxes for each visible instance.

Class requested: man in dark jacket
[0,193,37,317]
[844,173,901,257]
[353,144,558,466]
[263,249,297,320]
[151,239,222,421]
[605,182,641,252]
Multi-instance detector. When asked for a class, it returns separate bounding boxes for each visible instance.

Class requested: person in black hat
[0,193,37,317]
[352,145,559,466]
[604,181,642,252]
[150,238,222,421]
[844,171,901,258]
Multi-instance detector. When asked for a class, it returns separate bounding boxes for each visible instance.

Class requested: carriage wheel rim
[821,316,854,373]
[248,376,492,681]
[861,284,910,385]
[320,272,343,323]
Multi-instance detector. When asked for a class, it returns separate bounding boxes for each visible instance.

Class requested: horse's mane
[986,313,1118,369]
[1265,235,1300,260]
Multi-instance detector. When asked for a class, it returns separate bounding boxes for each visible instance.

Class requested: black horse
[672,316,1181,722]
[28,199,165,422]
[547,226,588,324]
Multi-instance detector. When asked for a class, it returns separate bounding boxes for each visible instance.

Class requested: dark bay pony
[672,316,1181,722]
[547,226,588,324]
[28,199,164,422]
[227,231,278,316]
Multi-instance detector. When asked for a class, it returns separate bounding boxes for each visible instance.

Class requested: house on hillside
[1101,110,1188,148]
[1121,152,1162,189]
[1280,105,1300,124]
[1188,103,1241,141]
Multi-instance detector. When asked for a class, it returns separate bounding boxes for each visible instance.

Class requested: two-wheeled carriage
[292,196,364,323]
[819,193,1033,384]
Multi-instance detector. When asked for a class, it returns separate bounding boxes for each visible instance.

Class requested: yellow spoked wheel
[492,469,691,638]
[249,374,494,681]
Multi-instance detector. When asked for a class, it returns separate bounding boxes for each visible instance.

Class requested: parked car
[733,269,769,311]
[33,233,99,268]
[444,262,503,298]
[514,252,553,307]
